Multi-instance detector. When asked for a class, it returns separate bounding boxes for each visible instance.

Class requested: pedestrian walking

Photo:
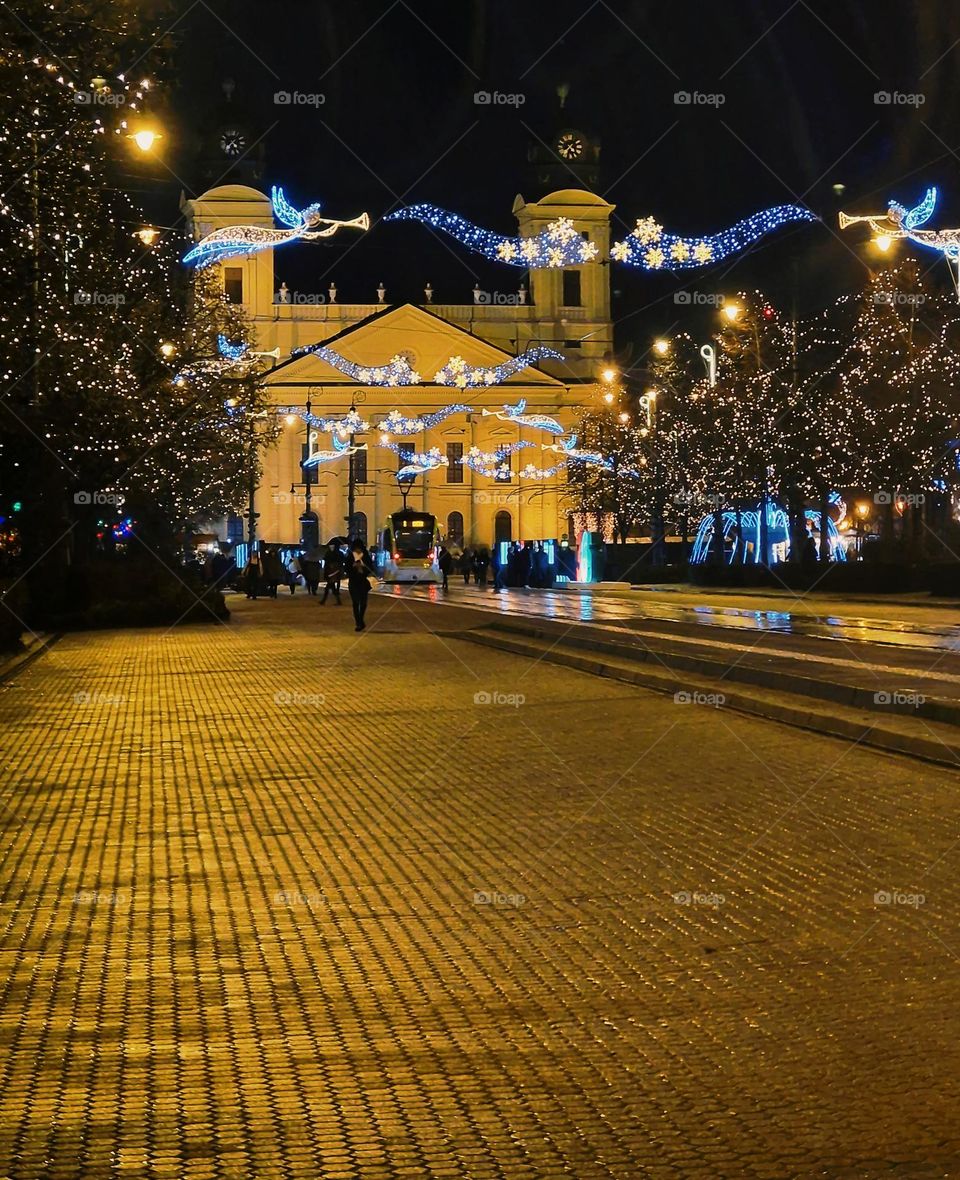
[346,542,375,631]
[243,550,263,599]
[286,553,302,594]
[474,547,489,586]
[459,548,473,586]
[320,541,343,605]
[438,545,453,592]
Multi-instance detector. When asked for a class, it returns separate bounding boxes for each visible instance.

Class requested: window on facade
[564,339,582,349]
[446,442,463,483]
[223,267,244,304]
[562,269,582,307]
[447,511,464,545]
[352,511,368,544]
[494,511,512,542]
[226,514,244,544]
[495,457,512,483]
[353,448,368,484]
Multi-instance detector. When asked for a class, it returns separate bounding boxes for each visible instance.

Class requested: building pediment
[264,303,565,388]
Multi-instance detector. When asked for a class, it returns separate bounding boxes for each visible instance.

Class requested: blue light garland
[385,205,599,268]
[289,344,563,387]
[278,406,370,435]
[378,406,471,435]
[610,205,817,270]
[543,435,613,470]
[217,334,248,361]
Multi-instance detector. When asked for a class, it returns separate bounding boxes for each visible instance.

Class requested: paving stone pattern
[0,592,958,1178]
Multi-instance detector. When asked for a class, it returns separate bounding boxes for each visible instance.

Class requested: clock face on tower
[220,128,247,157]
[556,131,585,160]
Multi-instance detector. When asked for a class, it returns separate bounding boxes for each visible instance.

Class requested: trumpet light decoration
[481,398,566,434]
[183,186,369,269]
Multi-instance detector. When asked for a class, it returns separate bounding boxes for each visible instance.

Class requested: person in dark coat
[321,541,343,605]
[459,548,473,586]
[474,547,489,586]
[243,550,262,599]
[514,542,532,588]
[531,542,550,589]
[346,542,375,631]
[491,545,506,592]
[438,545,453,591]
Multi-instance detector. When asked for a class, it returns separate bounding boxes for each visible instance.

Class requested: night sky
[158,1,960,358]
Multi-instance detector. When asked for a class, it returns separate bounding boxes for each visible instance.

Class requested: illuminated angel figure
[391,446,449,481]
[839,187,959,253]
[183,186,370,269]
[481,398,565,435]
[302,432,367,470]
[542,435,613,470]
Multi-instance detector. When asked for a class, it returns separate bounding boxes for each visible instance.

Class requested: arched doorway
[494,510,512,543]
[353,511,368,545]
[299,511,319,550]
[447,511,464,546]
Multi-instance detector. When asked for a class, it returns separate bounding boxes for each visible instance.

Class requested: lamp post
[346,401,357,540]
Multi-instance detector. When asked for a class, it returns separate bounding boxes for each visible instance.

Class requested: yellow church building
[180,180,616,551]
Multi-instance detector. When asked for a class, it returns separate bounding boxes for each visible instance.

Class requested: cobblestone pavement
[1,590,959,1178]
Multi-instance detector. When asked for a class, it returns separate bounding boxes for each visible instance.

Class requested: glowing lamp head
[603,391,615,405]
[136,227,160,247]
[618,412,630,424]
[285,414,297,426]
[601,367,618,384]
[130,128,161,152]
[159,341,176,359]
[855,501,870,518]
[722,303,741,323]
[653,339,670,356]
[873,234,892,253]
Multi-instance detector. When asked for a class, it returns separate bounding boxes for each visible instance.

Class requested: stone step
[454,626,960,768]
[480,617,960,727]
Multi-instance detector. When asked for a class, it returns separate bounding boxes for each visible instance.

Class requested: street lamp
[128,126,162,153]
[653,339,670,356]
[601,366,618,384]
[722,302,741,323]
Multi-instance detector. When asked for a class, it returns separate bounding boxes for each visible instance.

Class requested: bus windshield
[394,523,433,558]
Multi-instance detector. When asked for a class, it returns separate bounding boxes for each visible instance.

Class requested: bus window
[395,522,433,557]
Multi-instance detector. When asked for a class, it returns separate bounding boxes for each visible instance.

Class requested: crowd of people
[242,539,376,630]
